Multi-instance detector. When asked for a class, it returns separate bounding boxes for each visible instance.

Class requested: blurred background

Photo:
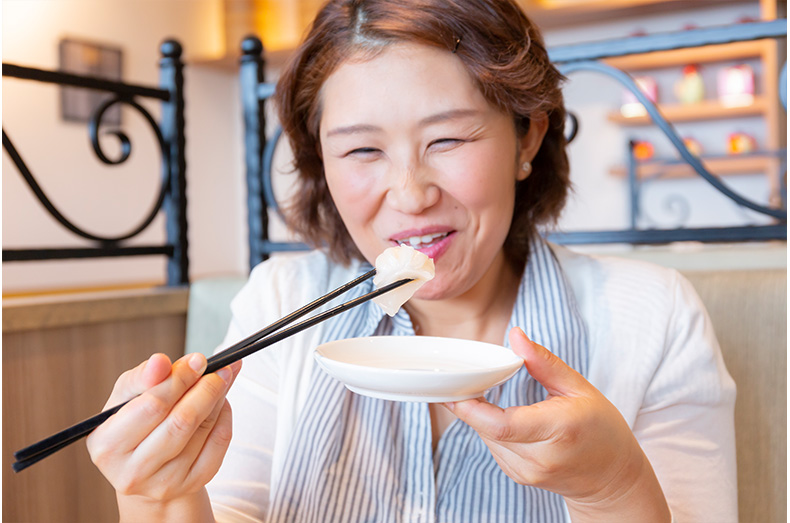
[3,0,786,294]
[2,1,786,522]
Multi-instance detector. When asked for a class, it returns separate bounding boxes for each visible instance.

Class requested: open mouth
[397,231,449,249]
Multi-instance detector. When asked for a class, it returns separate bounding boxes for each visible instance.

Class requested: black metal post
[627,140,639,231]
[240,36,268,271]
[159,39,189,285]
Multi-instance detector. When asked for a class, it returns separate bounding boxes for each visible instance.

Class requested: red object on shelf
[633,140,655,161]
[683,137,703,156]
[727,132,757,154]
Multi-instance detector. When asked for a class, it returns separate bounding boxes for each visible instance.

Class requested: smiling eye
[429,138,465,151]
[346,147,381,158]
[347,147,378,154]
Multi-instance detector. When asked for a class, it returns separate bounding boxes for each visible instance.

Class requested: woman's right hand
[86,352,241,521]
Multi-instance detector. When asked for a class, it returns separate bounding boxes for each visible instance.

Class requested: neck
[404,251,523,344]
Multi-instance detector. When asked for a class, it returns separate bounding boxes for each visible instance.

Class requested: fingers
[447,397,508,436]
[88,353,244,502]
[153,360,242,471]
[130,359,240,476]
[183,398,234,488]
[105,353,173,408]
[179,363,241,487]
[453,394,570,443]
[124,361,237,485]
[509,327,588,397]
[92,353,208,458]
[447,328,592,444]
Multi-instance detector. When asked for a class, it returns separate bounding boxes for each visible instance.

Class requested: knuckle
[211,409,233,447]
[109,369,134,399]
[542,350,562,371]
[489,422,515,442]
[212,423,233,448]
[535,455,561,477]
[139,393,170,420]
[167,407,199,438]
[115,471,142,497]
[86,431,115,469]
[196,414,217,434]
[201,375,227,398]
[173,363,200,391]
[148,483,171,502]
[87,441,109,467]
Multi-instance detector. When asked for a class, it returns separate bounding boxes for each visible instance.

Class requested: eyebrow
[325,108,480,138]
[418,108,479,126]
[325,123,380,138]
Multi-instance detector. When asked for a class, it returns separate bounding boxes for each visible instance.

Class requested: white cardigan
[207,244,737,522]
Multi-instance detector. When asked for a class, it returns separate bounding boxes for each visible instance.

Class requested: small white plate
[314,335,523,402]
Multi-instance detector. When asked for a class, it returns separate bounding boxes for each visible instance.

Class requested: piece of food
[372,245,435,316]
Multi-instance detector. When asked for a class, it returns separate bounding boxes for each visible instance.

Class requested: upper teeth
[401,232,446,248]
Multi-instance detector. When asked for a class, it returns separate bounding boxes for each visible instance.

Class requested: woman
[87,1,737,521]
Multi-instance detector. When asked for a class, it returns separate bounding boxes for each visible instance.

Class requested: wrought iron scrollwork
[86,95,172,241]
[637,189,693,230]
[88,97,133,165]
[3,38,188,285]
[565,112,579,144]
[262,125,288,223]
[3,94,170,243]
[559,60,787,222]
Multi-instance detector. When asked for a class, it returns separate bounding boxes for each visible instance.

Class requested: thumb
[509,327,587,397]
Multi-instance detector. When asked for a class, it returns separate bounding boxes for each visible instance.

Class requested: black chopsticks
[13,269,411,472]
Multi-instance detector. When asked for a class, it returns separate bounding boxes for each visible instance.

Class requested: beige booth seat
[681,268,786,523]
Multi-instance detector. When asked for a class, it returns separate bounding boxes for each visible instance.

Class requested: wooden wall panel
[3,291,187,523]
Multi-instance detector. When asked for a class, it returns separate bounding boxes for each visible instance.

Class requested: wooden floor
[3,287,188,523]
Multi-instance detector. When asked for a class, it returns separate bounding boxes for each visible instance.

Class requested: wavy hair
[274,0,569,267]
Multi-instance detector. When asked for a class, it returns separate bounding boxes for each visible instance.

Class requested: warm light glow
[199,0,229,61]
[253,0,323,51]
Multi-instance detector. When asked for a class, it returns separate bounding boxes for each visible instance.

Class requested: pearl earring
[521,161,532,175]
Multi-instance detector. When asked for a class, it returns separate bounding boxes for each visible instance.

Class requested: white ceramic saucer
[314,335,523,402]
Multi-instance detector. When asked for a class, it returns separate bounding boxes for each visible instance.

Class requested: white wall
[2,0,247,293]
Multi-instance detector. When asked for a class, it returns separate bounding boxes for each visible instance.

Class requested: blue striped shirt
[269,238,588,523]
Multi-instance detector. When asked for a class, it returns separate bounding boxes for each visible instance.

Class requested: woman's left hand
[446,327,671,522]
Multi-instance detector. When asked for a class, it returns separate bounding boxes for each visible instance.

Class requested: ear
[516,114,549,181]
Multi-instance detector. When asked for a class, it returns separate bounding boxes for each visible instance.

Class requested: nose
[384,164,440,215]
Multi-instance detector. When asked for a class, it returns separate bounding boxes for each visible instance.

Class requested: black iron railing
[241,20,787,269]
[2,39,189,285]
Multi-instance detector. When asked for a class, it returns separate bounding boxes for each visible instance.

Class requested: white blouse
[207,242,737,522]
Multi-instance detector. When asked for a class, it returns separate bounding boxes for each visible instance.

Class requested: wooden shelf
[521,0,744,28]
[604,39,770,71]
[607,96,768,125]
[609,153,777,179]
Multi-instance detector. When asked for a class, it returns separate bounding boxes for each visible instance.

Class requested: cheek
[323,161,382,229]
[438,147,517,214]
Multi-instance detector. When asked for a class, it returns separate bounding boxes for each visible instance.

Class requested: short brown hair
[275,0,569,267]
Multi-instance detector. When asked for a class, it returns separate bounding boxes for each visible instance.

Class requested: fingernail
[188,353,206,374]
[216,366,232,383]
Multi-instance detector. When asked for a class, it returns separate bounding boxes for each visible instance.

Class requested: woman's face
[319,42,543,300]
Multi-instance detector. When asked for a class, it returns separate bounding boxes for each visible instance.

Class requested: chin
[411,278,457,302]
